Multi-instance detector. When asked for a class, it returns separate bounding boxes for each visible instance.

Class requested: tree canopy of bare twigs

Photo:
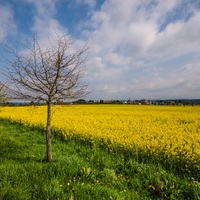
[5,34,89,161]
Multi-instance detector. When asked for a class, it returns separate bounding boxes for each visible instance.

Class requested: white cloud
[23,0,56,17]
[0,5,16,42]
[32,17,68,42]
[104,53,131,67]
[21,0,71,48]
[150,11,200,57]
[87,0,195,58]
[83,0,200,99]
[2,0,199,99]
[24,0,60,35]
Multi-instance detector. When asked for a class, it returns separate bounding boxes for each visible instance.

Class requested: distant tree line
[71,98,200,105]
[1,97,200,106]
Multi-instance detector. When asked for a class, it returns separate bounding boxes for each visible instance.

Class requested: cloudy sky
[0,0,200,100]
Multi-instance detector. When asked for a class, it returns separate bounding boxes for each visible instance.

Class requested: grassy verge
[0,119,199,199]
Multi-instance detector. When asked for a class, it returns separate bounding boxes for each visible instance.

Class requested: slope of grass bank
[0,119,199,199]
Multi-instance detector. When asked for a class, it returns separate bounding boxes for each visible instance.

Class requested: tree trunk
[46,101,52,161]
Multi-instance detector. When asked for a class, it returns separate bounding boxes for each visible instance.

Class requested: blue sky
[0,0,200,100]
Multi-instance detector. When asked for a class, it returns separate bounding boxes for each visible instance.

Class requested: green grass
[0,119,199,200]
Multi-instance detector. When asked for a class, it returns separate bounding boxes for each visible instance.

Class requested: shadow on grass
[0,130,46,164]
[0,140,46,164]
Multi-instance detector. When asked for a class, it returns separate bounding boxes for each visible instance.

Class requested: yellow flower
[0,105,199,167]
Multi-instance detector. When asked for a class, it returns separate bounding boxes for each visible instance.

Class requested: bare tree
[5,34,89,161]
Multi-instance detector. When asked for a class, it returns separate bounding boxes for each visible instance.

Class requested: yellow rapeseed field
[0,104,200,168]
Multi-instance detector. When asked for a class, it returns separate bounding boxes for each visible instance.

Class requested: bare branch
[4,34,89,103]
[0,82,10,103]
